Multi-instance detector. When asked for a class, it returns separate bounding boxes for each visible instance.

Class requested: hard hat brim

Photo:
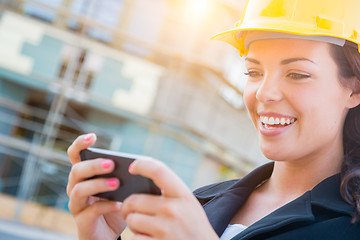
[211,24,360,56]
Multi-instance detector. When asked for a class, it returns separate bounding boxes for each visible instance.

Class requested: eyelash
[244,71,262,78]
[286,73,311,80]
[244,71,311,80]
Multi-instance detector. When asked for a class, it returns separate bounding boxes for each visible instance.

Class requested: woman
[66,0,360,239]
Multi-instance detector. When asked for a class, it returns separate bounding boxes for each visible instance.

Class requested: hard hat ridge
[243,31,346,49]
[212,0,360,56]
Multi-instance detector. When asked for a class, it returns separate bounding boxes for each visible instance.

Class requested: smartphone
[80,147,161,202]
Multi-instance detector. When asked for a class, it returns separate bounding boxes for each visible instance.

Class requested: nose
[255,74,283,103]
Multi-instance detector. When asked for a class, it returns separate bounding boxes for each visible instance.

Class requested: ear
[346,78,360,109]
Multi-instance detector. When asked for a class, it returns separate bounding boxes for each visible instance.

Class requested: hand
[66,133,126,240]
[121,158,219,240]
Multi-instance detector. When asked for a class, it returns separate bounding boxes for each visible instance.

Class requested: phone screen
[80,148,161,201]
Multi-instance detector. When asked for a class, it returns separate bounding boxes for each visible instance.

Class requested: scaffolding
[0,0,260,238]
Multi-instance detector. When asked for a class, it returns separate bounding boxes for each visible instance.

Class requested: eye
[287,73,311,80]
[244,71,263,78]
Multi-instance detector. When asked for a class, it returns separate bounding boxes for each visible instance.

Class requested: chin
[260,145,288,162]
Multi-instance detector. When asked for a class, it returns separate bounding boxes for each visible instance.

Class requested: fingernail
[84,133,94,141]
[107,179,118,187]
[128,162,134,172]
[102,160,112,169]
[115,202,122,210]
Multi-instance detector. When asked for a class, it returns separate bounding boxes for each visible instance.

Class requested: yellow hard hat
[212,0,360,56]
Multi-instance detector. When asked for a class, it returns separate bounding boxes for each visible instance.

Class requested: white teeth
[280,118,286,125]
[269,117,275,125]
[263,116,268,124]
[260,116,296,126]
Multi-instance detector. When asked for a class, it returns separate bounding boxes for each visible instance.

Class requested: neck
[264,144,343,199]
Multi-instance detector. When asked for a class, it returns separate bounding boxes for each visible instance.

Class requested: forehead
[246,38,332,64]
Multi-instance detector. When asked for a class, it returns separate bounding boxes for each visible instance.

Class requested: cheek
[289,88,346,134]
[243,83,258,123]
[243,81,258,106]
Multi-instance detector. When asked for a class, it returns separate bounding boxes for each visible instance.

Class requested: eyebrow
[245,57,316,65]
[245,57,260,64]
[280,57,315,65]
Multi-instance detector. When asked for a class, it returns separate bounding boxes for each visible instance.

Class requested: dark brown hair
[330,41,360,223]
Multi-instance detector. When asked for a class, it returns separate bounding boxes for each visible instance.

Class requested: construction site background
[0,0,267,239]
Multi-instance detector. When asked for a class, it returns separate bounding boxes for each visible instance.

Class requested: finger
[67,133,97,165]
[67,158,115,196]
[68,178,119,214]
[121,194,171,219]
[129,158,191,198]
[75,200,123,236]
[80,200,122,219]
[126,213,166,238]
[77,200,122,222]
[132,235,153,240]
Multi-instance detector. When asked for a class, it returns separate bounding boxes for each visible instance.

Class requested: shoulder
[193,179,240,203]
[278,215,360,239]
[193,162,274,205]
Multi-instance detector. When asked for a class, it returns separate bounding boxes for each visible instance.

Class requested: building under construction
[0,0,266,238]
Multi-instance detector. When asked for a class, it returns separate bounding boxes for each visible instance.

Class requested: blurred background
[0,0,268,239]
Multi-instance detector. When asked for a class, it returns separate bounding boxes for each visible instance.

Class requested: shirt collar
[196,162,356,237]
[210,162,354,215]
[196,162,274,236]
[310,173,354,216]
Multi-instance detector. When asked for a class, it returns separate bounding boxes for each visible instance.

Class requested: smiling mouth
[260,116,296,129]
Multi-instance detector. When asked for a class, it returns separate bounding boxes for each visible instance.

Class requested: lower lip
[259,121,295,136]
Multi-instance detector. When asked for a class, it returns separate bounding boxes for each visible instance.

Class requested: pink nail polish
[128,162,134,172]
[84,133,93,141]
[102,160,112,169]
[107,179,118,187]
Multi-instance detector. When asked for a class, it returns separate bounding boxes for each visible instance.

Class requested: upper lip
[258,112,296,119]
